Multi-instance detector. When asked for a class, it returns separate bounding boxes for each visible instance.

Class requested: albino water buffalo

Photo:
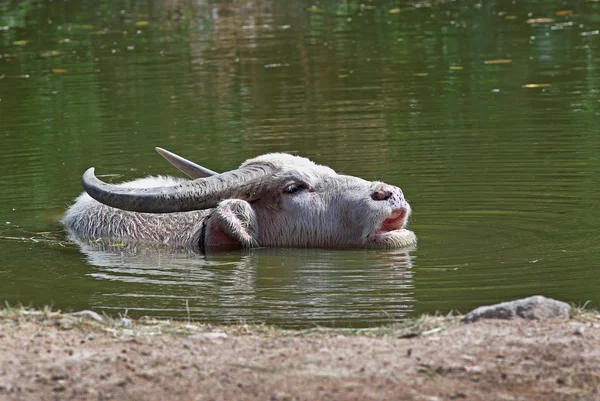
[62,148,416,251]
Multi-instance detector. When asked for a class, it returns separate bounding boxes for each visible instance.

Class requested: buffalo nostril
[371,190,393,201]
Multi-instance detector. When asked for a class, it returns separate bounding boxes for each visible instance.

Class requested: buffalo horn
[82,164,272,213]
[155,147,217,178]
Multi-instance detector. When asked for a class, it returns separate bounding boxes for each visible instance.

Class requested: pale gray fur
[63,153,416,250]
[64,176,209,246]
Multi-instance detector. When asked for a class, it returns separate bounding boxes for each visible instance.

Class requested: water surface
[1,0,599,327]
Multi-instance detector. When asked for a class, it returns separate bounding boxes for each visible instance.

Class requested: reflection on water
[73,240,414,327]
[1,0,600,327]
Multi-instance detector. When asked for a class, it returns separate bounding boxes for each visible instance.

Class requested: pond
[1,0,599,327]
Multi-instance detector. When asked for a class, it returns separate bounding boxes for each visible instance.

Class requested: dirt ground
[0,307,599,401]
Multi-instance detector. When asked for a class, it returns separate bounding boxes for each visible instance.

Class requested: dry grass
[2,302,597,339]
[0,303,464,339]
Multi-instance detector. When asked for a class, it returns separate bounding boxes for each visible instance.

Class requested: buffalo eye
[284,184,303,194]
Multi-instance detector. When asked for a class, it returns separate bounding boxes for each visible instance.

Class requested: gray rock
[461,295,570,323]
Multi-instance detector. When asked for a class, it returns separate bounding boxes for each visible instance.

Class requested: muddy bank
[0,304,599,401]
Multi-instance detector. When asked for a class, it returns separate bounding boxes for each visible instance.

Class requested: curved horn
[82,164,272,213]
[155,147,218,179]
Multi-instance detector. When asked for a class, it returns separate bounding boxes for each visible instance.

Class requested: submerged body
[63,151,416,251]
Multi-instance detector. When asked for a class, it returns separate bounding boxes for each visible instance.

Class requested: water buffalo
[62,149,416,251]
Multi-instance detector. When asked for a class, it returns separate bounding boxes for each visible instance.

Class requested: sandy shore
[0,305,598,401]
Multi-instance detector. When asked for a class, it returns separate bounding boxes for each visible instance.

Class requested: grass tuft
[2,303,598,339]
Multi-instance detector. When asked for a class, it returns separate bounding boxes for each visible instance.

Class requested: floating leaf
[338,74,349,78]
[504,15,518,20]
[40,50,62,57]
[449,66,463,70]
[73,24,94,29]
[526,18,555,24]
[580,30,600,36]
[389,8,401,14]
[307,6,324,13]
[13,40,28,46]
[362,5,376,10]
[485,59,512,65]
[522,83,551,88]
[264,63,290,68]
[552,21,574,30]
[413,72,428,77]
[58,38,72,43]
[51,68,67,73]
[135,21,150,27]
[555,10,573,16]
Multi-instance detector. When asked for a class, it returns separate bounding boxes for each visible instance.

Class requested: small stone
[117,376,133,387]
[271,393,292,401]
[71,310,103,322]
[574,325,585,336]
[202,332,228,340]
[136,371,154,380]
[461,296,570,323]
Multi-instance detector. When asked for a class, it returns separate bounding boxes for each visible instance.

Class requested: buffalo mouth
[367,208,414,246]
[379,209,407,232]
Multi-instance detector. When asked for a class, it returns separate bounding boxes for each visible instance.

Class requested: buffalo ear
[204,200,259,249]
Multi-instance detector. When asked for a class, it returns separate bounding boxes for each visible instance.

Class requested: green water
[1,0,599,327]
